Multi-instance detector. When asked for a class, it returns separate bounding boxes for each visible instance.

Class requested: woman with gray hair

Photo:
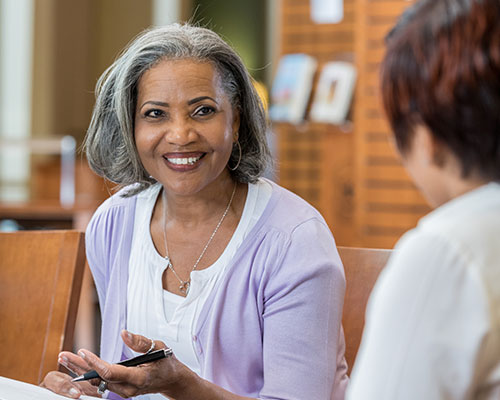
[41,24,348,399]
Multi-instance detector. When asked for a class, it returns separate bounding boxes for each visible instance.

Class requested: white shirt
[347,182,500,400]
[126,180,271,399]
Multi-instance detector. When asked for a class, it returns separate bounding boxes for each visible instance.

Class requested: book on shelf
[310,61,357,125]
[269,53,317,124]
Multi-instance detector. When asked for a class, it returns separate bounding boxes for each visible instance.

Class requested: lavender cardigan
[85,180,348,399]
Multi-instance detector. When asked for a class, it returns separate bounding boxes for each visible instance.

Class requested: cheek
[134,137,149,160]
[207,122,234,150]
[134,134,159,173]
[219,131,236,158]
[134,125,157,155]
[135,134,148,152]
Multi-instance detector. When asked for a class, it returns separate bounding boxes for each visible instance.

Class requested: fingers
[78,349,138,384]
[121,330,166,354]
[78,349,150,398]
[76,335,171,399]
[58,351,91,375]
[40,371,82,399]
[77,350,113,382]
[77,342,180,399]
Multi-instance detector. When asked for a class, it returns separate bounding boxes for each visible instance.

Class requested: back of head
[85,24,270,195]
[381,0,500,181]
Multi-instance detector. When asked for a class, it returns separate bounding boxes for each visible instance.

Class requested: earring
[229,140,242,171]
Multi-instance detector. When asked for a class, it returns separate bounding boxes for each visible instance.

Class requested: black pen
[72,348,173,382]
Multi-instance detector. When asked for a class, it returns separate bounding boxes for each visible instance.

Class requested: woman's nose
[164,117,197,146]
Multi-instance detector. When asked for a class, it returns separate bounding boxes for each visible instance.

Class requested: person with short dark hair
[40,24,349,400]
[347,0,500,398]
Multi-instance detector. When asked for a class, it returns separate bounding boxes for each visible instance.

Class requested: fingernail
[69,387,80,397]
[58,358,67,367]
[126,330,132,340]
[78,350,85,359]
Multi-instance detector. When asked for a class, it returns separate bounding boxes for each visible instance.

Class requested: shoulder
[415,183,500,265]
[260,179,331,237]
[91,185,138,218]
[248,180,343,288]
[384,227,464,279]
[87,183,155,231]
[85,185,142,288]
[85,185,139,254]
[370,226,481,319]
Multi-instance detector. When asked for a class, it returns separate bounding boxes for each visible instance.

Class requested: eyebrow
[188,96,218,105]
[139,100,168,109]
[139,96,218,110]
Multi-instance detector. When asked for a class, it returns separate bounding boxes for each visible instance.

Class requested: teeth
[167,156,201,165]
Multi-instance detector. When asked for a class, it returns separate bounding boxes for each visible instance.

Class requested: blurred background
[0,0,423,351]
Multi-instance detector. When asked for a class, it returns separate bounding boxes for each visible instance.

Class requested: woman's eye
[144,109,164,118]
[194,106,215,117]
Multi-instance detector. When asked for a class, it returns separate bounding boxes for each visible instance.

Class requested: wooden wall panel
[277,0,430,249]
[276,0,356,246]
[353,0,429,248]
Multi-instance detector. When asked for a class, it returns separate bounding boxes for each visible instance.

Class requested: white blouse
[347,182,500,400]
[126,180,271,399]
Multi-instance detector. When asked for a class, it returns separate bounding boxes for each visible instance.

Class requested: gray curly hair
[84,23,271,196]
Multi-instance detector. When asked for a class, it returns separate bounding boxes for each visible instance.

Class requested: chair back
[338,246,392,374]
[0,230,85,384]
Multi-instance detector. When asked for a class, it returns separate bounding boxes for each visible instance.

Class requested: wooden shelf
[0,201,98,230]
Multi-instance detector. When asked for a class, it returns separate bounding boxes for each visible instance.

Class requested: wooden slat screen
[277,0,429,248]
[276,0,356,246]
[353,0,428,248]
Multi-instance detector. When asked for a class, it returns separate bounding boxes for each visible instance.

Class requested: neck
[162,176,238,227]
[441,176,488,206]
[430,166,488,208]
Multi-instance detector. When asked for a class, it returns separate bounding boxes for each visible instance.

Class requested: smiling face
[134,59,240,197]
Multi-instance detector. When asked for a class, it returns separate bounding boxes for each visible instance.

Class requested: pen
[71,348,173,382]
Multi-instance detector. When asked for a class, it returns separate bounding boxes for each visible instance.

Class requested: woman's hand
[75,330,193,399]
[40,353,101,398]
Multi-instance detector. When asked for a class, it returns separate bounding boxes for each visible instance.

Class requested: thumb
[121,330,166,354]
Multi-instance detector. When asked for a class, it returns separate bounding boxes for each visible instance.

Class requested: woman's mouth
[166,155,202,165]
[162,152,205,170]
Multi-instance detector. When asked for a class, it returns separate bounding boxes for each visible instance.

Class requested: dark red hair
[381,0,500,180]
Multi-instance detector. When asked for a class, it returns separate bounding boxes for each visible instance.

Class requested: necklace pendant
[179,281,190,295]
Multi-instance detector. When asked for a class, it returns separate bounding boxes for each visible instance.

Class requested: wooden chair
[338,246,392,374]
[0,230,85,384]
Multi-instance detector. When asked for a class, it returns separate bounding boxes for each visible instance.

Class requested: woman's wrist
[161,369,254,400]
[160,363,201,399]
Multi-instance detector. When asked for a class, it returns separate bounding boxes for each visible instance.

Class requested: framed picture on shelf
[310,61,357,125]
[269,53,317,124]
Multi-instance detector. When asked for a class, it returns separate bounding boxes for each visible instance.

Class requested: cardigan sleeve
[85,203,122,316]
[84,192,136,373]
[259,218,347,400]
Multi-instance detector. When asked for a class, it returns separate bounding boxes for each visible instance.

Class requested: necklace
[162,182,237,295]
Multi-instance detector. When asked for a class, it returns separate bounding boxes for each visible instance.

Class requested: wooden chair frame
[0,230,85,384]
[339,246,392,374]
